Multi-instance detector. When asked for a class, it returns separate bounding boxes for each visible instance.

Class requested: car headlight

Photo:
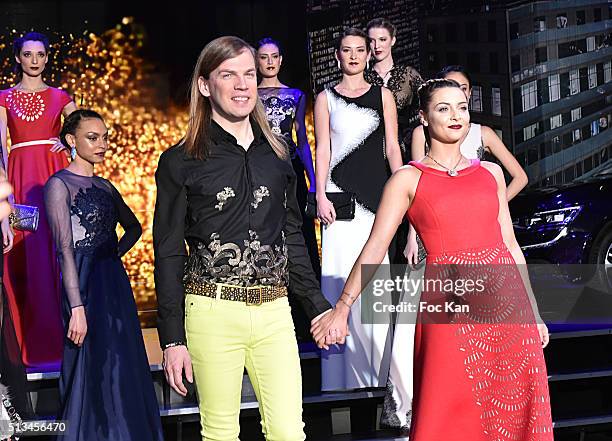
[515,205,582,228]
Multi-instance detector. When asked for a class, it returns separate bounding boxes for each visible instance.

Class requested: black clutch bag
[305,192,356,220]
[9,204,39,232]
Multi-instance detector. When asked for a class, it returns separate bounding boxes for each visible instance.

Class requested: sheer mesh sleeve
[44,176,82,308]
[108,182,142,257]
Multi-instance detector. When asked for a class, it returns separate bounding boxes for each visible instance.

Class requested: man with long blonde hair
[153,36,347,440]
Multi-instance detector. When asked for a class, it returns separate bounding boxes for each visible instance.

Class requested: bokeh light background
[0,18,318,325]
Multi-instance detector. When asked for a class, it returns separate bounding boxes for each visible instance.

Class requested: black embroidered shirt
[153,119,331,347]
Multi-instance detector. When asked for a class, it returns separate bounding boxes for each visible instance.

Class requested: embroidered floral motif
[261,95,296,135]
[215,187,235,211]
[251,186,270,209]
[184,230,288,286]
[71,185,118,253]
[6,89,46,122]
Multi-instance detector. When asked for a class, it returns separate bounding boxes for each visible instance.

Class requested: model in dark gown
[45,169,163,441]
[259,86,320,341]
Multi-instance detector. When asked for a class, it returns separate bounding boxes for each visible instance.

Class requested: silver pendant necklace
[426,153,464,177]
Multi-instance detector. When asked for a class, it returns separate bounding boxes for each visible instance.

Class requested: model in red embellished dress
[0,32,77,367]
[313,79,553,440]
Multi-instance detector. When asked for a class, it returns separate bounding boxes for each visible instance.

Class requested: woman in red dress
[313,79,553,440]
[0,32,77,367]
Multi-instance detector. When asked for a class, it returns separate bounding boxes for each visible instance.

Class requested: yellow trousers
[185,292,305,441]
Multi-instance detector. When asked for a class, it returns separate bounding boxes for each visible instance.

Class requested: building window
[597,63,605,86]
[558,39,587,58]
[527,147,539,165]
[489,53,499,73]
[534,16,546,32]
[595,34,608,49]
[570,69,580,95]
[539,143,546,159]
[510,22,519,40]
[588,65,597,89]
[538,77,550,104]
[552,136,561,153]
[488,20,496,41]
[579,67,589,91]
[445,23,457,42]
[594,8,602,22]
[602,145,610,163]
[550,114,563,130]
[466,22,478,42]
[492,87,501,116]
[571,107,582,122]
[511,54,520,73]
[591,120,600,136]
[523,122,540,141]
[576,161,583,177]
[587,36,596,52]
[559,72,569,98]
[576,10,586,25]
[470,85,483,112]
[599,115,608,130]
[605,61,612,83]
[535,47,547,64]
[548,74,560,102]
[556,14,568,29]
[563,132,573,149]
[521,81,537,112]
[573,128,582,143]
[584,156,593,173]
[594,150,601,168]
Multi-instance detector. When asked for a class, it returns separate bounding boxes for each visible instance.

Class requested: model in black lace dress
[257,38,320,340]
[364,27,422,162]
[44,111,163,441]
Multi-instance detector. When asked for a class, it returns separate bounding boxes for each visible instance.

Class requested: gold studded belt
[184,281,287,306]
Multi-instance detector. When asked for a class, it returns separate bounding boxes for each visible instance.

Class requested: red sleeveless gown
[407,160,553,441]
[1,87,71,367]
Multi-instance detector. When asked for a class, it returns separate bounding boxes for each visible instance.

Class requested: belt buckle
[246,287,263,306]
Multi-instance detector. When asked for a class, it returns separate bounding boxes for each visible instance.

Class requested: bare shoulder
[480,125,499,141]
[480,160,504,180]
[315,90,328,104]
[381,87,394,100]
[391,164,421,183]
[385,165,422,201]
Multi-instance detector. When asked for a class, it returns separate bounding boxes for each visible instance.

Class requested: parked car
[510,165,612,288]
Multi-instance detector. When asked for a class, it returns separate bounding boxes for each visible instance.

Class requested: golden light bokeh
[1,19,320,322]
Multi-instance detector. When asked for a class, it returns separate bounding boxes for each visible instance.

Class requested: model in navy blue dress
[45,169,163,441]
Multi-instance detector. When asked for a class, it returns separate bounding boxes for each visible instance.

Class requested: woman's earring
[70,146,77,160]
[366,59,370,70]
[337,60,341,70]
